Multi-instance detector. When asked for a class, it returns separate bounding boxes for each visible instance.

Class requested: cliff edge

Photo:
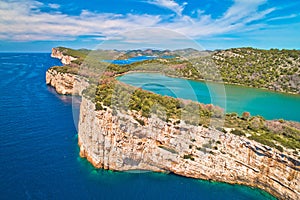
[46,68,89,95]
[51,47,77,65]
[47,48,89,95]
[47,47,300,200]
[78,97,299,200]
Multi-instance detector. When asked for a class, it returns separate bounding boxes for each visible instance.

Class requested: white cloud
[222,0,267,21]
[146,0,187,16]
[163,0,275,38]
[0,1,161,41]
[267,14,298,21]
[48,3,60,9]
[0,0,277,45]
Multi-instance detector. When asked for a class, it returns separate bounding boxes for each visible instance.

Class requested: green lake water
[117,72,300,122]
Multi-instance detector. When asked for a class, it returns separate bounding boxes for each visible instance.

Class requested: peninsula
[47,47,300,200]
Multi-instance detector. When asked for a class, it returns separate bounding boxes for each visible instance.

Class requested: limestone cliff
[46,68,89,95]
[46,46,300,199]
[51,48,77,65]
[78,97,299,200]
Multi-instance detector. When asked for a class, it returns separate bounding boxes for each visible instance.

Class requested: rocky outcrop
[51,48,77,65]
[46,68,89,95]
[78,97,299,200]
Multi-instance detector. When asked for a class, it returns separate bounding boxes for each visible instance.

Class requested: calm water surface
[103,55,157,65]
[118,72,300,122]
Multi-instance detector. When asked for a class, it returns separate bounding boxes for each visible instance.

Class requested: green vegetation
[52,47,300,152]
[183,154,195,161]
[133,116,145,126]
[212,48,300,94]
[53,47,300,94]
[83,79,224,124]
[56,47,90,65]
[51,66,79,74]
[81,78,300,151]
[56,47,90,58]
[223,113,300,150]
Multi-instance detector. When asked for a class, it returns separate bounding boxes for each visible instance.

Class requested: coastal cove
[0,53,278,199]
[117,72,300,122]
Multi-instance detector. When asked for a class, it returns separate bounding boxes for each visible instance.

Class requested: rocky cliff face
[46,68,89,95]
[51,48,77,65]
[78,97,299,200]
[46,48,299,199]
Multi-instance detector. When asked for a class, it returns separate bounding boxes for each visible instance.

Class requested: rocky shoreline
[46,68,89,95]
[78,97,299,200]
[47,48,300,200]
[51,47,77,65]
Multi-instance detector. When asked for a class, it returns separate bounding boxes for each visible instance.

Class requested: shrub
[183,154,195,161]
[231,129,244,136]
[134,117,145,126]
[275,145,284,152]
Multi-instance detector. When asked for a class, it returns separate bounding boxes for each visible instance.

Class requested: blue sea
[0,53,276,199]
[103,55,157,65]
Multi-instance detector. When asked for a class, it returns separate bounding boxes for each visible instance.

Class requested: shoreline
[116,70,300,96]
[116,71,300,123]
[76,96,299,200]
[48,49,300,200]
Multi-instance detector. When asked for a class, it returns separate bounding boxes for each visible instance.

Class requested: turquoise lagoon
[117,72,300,122]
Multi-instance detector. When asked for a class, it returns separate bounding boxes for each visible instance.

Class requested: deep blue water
[0,53,276,199]
[103,55,157,65]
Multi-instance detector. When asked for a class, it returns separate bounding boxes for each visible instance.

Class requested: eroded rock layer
[51,48,77,65]
[46,69,89,95]
[78,97,299,200]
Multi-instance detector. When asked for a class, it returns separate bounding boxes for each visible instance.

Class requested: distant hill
[53,47,300,94]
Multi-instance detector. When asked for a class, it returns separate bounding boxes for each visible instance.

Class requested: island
[47,47,300,200]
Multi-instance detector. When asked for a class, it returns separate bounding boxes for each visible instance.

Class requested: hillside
[212,48,300,94]
[52,47,300,94]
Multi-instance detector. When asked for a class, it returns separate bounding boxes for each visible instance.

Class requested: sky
[0,0,299,52]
